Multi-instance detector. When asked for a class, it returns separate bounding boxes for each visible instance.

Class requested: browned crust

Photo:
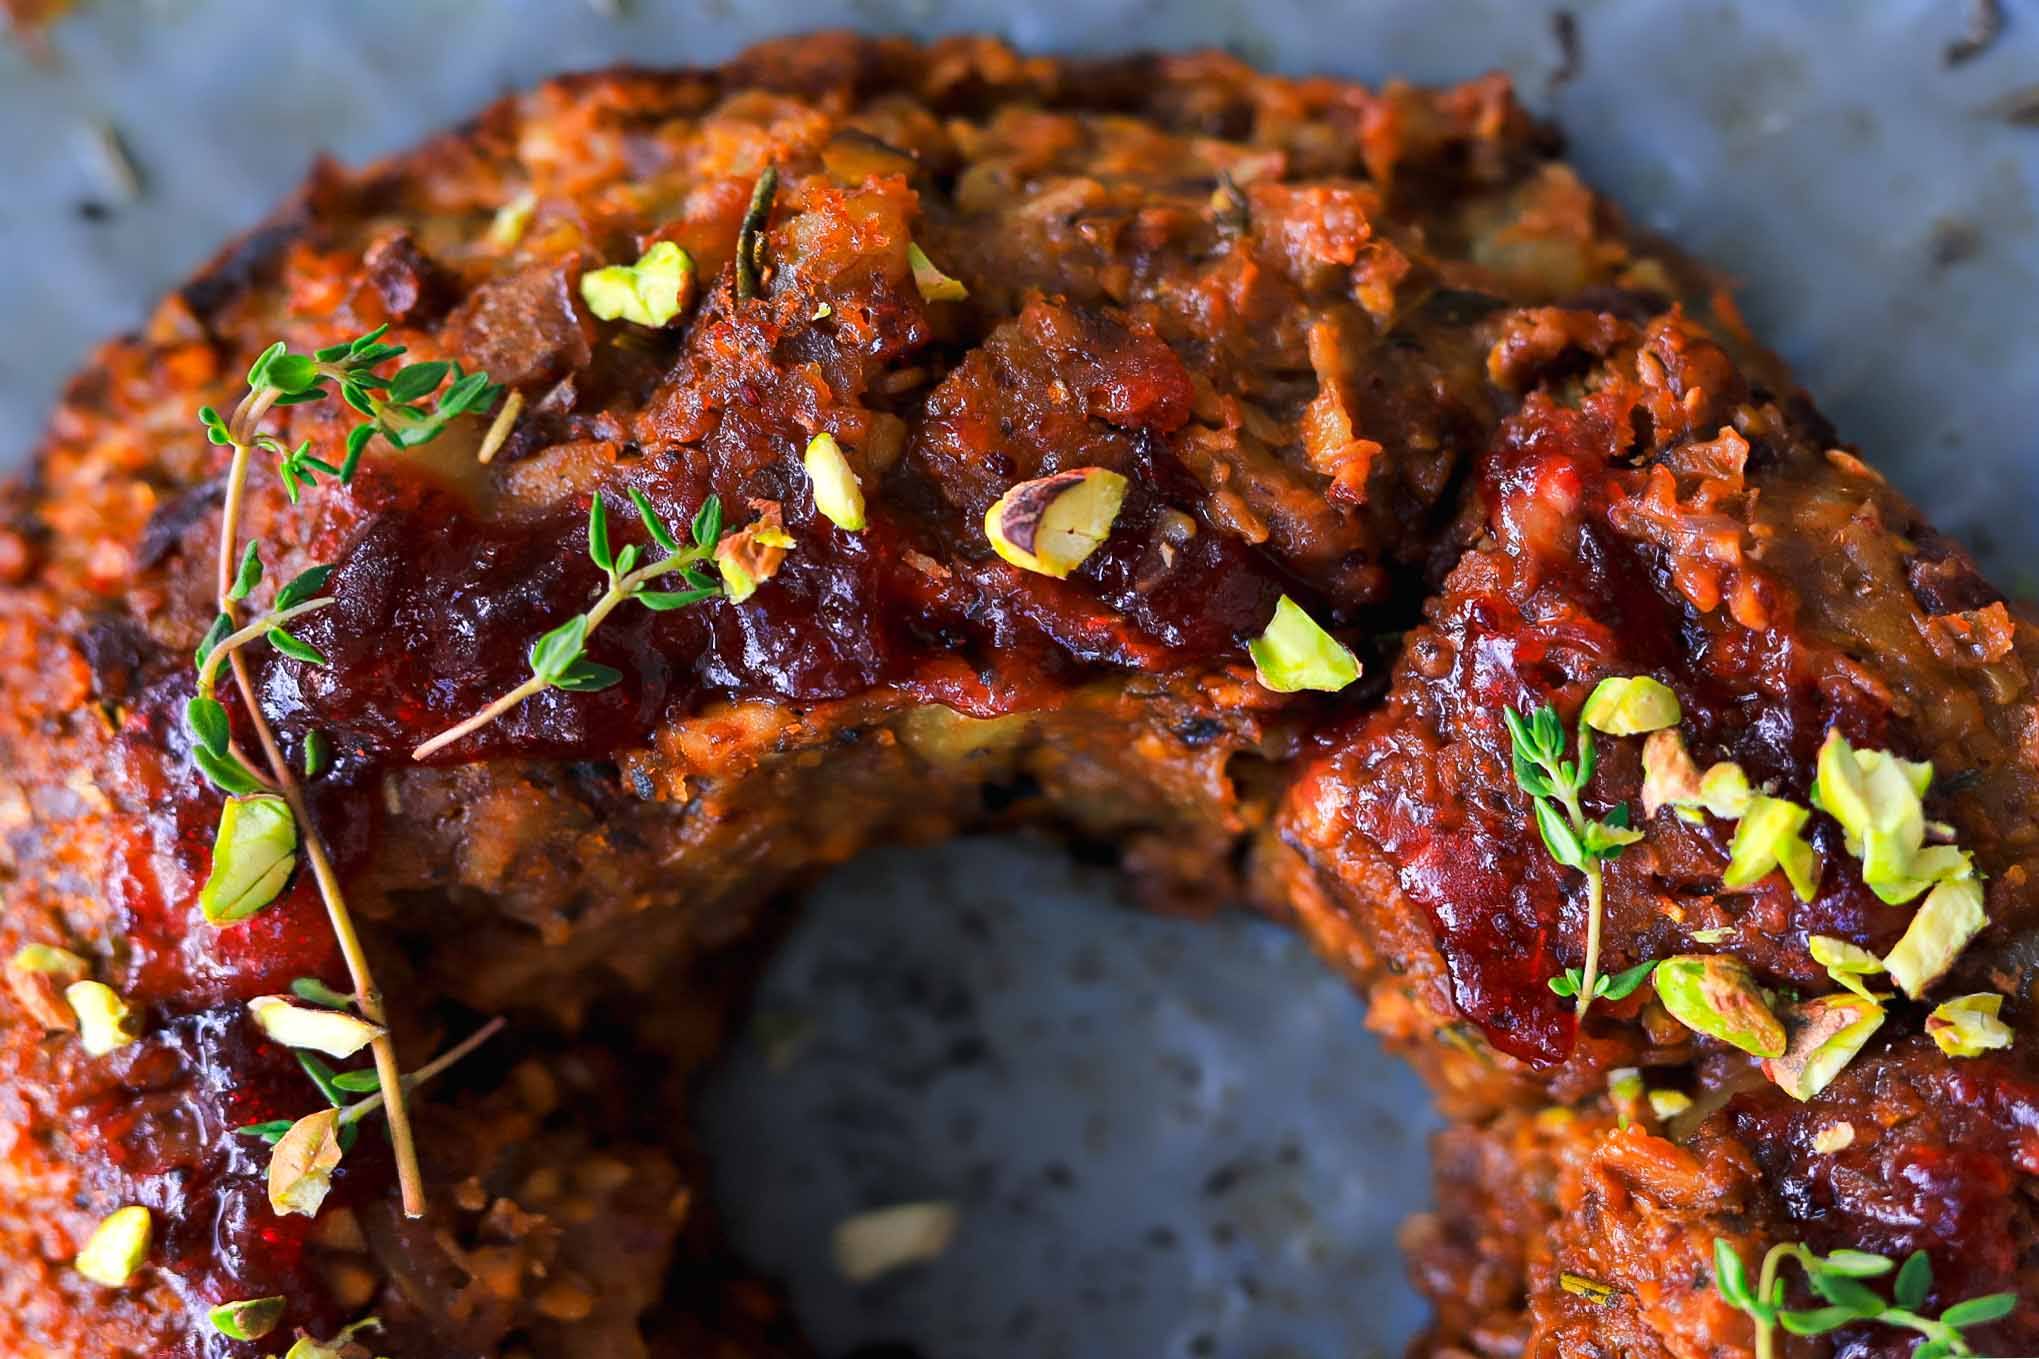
[1,31,2032,1359]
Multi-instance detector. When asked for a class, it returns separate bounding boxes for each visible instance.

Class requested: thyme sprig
[192,327,501,1218]
[1548,956,1656,1003]
[236,1016,506,1144]
[1714,1238,2014,1359]
[208,329,501,500]
[411,490,732,761]
[1505,704,1642,1020]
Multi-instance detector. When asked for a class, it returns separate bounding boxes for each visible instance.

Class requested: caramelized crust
[1,32,2032,1358]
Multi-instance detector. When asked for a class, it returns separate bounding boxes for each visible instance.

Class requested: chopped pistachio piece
[487,190,537,249]
[248,995,385,1058]
[1808,934,1887,1002]
[906,243,968,302]
[715,502,795,603]
[983,468,1129,579]
[1723,795,1819,901]
[7,944,88,1030]
[1580,675,1681,736]
[1641,730,1702,816]
[580,241,694,328]
[1558,1272,1616,1305]
[1811,1121,1856,1153]
[1762,994,1885,1101]
[268,1109,346,1219]
[833,1201,960,1284]
[1652,955,1787,1058]
[66,980,139,1056]
[1884,877,1987,999]
[1814,729,1969,904]
[199,794,298,925]
[283,1319,381,1359]
[1642,732,1752,821]
[1648,1088,1694,1120]
[12,943,87,977]
[1926,992,2013,1058]
[802,432,866,532]
[208,1295,287,1341]
[74,1205,152,1287]
[1696,762,1753,820]
[1687,925,1734,945]
[1248,595,1362,694]
[1607,1066,1645,1106]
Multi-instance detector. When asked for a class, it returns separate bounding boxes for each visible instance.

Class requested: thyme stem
[338,1016,506,1126]
[216,402,427,1218]
[1753,1242,1790,1359]
[410,676,550,762]
[196,597,336,697]
[1552,782,1605,1021]
[411,538,717,761]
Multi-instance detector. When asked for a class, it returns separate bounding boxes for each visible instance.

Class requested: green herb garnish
[191,326,503,1219]
[411,490,737,760]
[1505,702,1641,1019]
[1548,956,1656,1002]
[1714,1238,2014,1359]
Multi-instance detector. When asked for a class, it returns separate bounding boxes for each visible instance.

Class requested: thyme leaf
[1505,702,1642,1019]
[1714,1238,2015,1359]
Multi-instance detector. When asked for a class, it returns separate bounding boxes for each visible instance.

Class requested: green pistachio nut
[74,1205,152,1287]
[1808,934,1886,1001]
[208,1296,287,1341]
[1723,795,1819,901]
[1883,877,1986,999]
[267,1108,345,1219]
[907,242,968,302]
[199,794,298,925]
[1648,1088,1694,1120]
[1762,993,1885,1101]
[803,432,866,532]
[66,980,138,1055]
[580,241,694,327]
[1652,954,1787,1058]
[1925,993,2014,1058]
[488,190,536,249]
[247,995,386,1058]
[1641,730,1703,816]
[1697,762,1753,819]
[1247,595,1361,694]
[1580,675,1682,736]
[11,943,86,978]
[1814,729,1966,905]
[984,468,1129,579]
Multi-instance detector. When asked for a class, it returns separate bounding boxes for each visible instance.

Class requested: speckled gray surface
[700,838,1435,1359]
[1,4,2035,1357]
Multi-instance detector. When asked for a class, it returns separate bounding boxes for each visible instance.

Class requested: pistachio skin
[983,468,1129,579]
[1762,994,1885,1101]
[1926,993,2014,1058]
[1652,955,1787,1058]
